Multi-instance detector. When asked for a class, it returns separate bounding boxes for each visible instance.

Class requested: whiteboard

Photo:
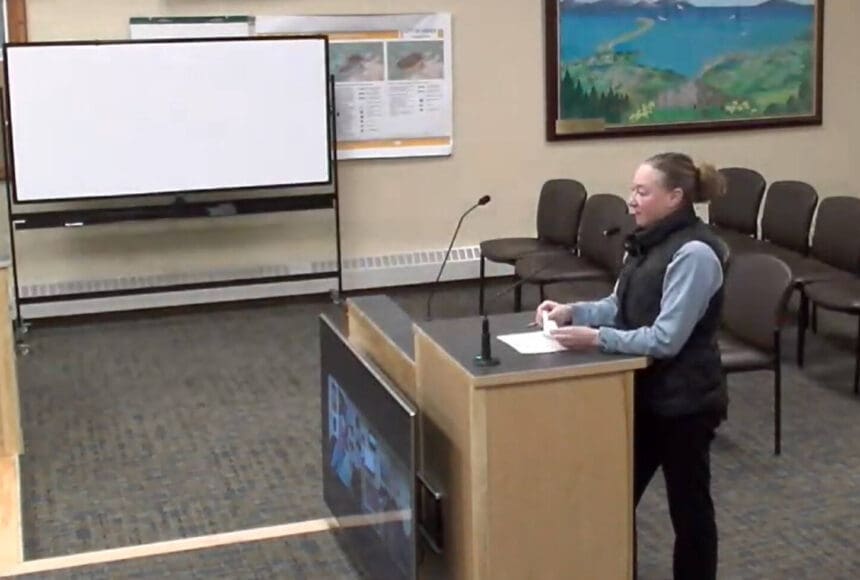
[5,37,331,203]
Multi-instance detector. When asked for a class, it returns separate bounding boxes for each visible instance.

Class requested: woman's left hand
[549,326,599,350]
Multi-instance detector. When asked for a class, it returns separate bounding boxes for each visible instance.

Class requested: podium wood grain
[0,267,23,570]
[0,269,21,457]
[347,297,417,403]
[346,297,644,580]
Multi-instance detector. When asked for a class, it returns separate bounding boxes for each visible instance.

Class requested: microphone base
[473,354,500,367]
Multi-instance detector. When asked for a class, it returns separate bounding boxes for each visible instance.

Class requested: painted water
[558,1,817,124]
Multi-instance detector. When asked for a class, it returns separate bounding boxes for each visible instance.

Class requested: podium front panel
[415,315,640,580]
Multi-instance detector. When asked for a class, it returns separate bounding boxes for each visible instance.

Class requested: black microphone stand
[425,195,491,321]
[473,271,545,367]
[474,314,500,367]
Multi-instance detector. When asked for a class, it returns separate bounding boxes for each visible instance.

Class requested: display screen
[319,316,417,580]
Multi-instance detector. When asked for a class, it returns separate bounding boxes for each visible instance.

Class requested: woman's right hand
[534,300,573,327]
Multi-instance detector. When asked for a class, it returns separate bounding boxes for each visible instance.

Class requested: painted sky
[688,0,813,5]
[570,0,814,5]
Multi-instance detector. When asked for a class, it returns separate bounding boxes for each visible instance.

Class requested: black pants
[634,409,721,580]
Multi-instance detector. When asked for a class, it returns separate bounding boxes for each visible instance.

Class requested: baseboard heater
[18,245,513,318]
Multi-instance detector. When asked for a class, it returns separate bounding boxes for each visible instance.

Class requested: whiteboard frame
[2,35,334,205]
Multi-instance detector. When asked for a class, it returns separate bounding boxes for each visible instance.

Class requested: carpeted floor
[13,279,860,578]
[14,532,362,580]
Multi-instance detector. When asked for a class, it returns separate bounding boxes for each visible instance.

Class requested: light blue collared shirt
[569,241,723,358]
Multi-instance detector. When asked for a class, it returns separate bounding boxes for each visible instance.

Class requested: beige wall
[8,0,857,285]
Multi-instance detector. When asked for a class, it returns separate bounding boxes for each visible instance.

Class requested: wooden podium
[347,296,647,580]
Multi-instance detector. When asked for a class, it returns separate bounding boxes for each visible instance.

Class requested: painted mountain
[557,0,818,125]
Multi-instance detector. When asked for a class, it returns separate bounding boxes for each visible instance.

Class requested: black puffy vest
[615,206,728,417]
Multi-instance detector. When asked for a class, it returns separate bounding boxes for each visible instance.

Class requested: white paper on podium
[497,331,567,355]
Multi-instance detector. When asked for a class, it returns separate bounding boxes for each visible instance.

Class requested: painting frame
[544,0,824,141]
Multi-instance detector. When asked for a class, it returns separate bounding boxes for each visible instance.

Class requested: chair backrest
[578,193,632,276]
[760,180,818,254]
[810,196,860,273]
[710,167,766,236]
[722,253,793,352]
[712,234,732,269]
[536,179,588,248]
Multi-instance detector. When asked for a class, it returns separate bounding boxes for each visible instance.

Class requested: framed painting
[545,0,824,140]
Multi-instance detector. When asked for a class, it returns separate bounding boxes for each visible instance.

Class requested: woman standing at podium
[535,152,727,580]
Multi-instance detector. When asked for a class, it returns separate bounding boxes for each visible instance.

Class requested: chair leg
[514,281,523,312]
[854,316,860,395]
[811,303,818,334]
[797,290,808,367]
[774,366,782,456]
[479,255,486,316]
[773,361,782,455]
[774,330,782,456]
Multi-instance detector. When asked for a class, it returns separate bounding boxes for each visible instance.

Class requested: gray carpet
[14,532,361,580]
[14,279,860,578]
[18,297,343,559]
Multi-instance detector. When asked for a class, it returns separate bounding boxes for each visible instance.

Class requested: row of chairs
[477,174,859,455]
[478,180,631,313]
[714,168,860,395]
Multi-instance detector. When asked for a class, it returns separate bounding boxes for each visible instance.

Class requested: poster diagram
[257,13,453,160]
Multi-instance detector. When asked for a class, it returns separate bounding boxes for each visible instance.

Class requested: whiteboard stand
[2,38,342,330]
[329,72,344,307]
[2,95,30,352]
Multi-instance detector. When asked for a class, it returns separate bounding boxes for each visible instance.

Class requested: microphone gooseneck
[425,195,492,321]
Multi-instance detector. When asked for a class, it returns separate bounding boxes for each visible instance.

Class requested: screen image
[319,316,417,580]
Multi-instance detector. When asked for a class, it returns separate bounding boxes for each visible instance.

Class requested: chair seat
[753,243,806,265]
[480,238,561,264]
[804,277,860,313]
[737,243,823,280]
[515,252,610,283]
[720,236,807,265]
[789,257,855,287]
[544,279,615,303]
[712,227,760,255]
[719,331,774,373]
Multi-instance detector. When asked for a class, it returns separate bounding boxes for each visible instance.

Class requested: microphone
[425,195,492,321]
[603,226,621,236]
